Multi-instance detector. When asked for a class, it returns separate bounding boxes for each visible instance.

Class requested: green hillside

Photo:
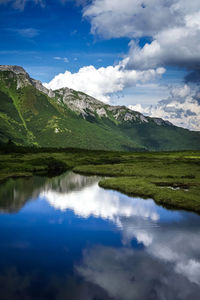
[0,66,200,151]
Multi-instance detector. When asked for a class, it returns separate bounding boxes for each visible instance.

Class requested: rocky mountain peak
[31,78,55,98]
[0,65,27,75]
[0,65,55,98]
[0,65,198,151]
[0,65,173,127]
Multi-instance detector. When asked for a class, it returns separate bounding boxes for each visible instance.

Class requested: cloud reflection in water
[41,172,200,298]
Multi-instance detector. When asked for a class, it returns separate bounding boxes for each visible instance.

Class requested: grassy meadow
[0,146,200,213]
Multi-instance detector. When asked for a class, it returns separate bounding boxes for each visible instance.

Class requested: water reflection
[0,172,98,213]
[0,176,46,213]
[77,245,200,300]
[41,182,160,222]
[0,267,112,300]
[0,171,200,299]
[41,173,200,292]
[76,213,200,299]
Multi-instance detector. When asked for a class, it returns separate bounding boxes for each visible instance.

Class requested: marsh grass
[0,149,200,212]
[73,151,200,213]
[99,177,200,213]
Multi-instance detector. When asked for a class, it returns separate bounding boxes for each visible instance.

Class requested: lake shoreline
[0,149,200,214]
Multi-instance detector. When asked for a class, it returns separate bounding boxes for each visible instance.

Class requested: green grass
[0,70,200,151]
[99,177,200,213]
[1,70,200,212]
[0,73,143,151]
[73,150,200,213]
[0,149,200,213]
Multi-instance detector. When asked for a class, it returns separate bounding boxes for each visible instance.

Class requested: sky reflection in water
[0,171,200,300]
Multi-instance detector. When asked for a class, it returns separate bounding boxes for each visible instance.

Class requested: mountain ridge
[0,65,200,151]
[0,65,173,126]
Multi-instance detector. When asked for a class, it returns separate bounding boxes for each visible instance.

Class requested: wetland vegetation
[0,145,200,213]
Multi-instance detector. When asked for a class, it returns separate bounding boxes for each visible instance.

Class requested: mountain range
[0,65,200,151]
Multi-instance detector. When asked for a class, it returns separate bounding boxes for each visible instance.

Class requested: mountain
[0,65,200,151]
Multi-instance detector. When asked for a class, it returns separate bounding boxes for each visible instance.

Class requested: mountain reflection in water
[0,171,200,300]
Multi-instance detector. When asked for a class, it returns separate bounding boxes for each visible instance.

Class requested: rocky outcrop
[31,79,55,98]
[54,87,150,123]
[54,87,172,126]
[0,65,27,75]
[55,87,109,118]
[107,105,149,123]
[0,65,32,89]
[0,65,55,98]
[152,117,173,126]
[0,65,173,127]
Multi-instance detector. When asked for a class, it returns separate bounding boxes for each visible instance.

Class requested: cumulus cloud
[126,20,200,70]
[44,62,165,102]
[83,0,178,38]
[129,84,200,131]
[4,0,200,72]
[44,0,200,129]
[83,0,200,70]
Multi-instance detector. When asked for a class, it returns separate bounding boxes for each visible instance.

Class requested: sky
[1,0,200,130]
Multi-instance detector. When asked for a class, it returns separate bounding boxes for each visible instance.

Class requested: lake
[0,171,200,299]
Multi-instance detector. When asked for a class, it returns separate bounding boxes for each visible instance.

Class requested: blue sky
[0,1,129,80]
[1,0,200,130]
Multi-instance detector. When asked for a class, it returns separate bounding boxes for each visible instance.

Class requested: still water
[0,171,200,300]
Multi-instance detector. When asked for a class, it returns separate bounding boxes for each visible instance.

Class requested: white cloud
[45,0,200,132]
[44,62,165,102]
[129,84,200,131]
[83,0,178,38]
[53,56,69,63]
[126,22,200,70]
[84,0,200,38]
[83,0,200,70]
